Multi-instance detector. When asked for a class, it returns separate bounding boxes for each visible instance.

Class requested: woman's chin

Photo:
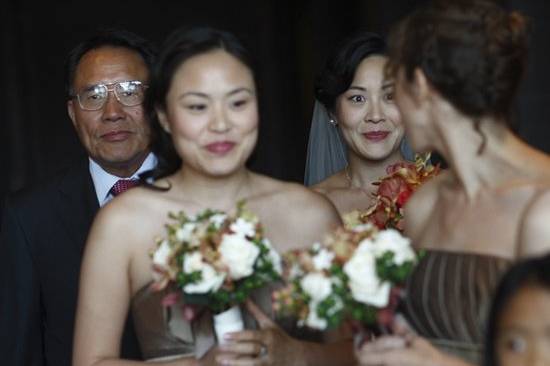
[202,164,245,178]
[358,146,400,162]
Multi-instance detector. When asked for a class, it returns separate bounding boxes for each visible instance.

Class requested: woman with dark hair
[305,31,415,217]
[356,1,550,365]
[73,27,354,366]
[485,254,550,366]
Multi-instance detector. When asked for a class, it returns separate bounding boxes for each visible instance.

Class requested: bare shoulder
[518,188,550,258]
[403,171,448,241]
[94,187,156,227]
[254,174,340,220]
[310,171,347,195]
[86,187,166,254]
[249,174,341,250]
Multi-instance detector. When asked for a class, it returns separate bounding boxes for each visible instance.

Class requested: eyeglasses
[72,80,148,111]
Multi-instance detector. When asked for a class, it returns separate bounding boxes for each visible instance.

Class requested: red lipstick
[205,141,236,155]
[363,131,390,142]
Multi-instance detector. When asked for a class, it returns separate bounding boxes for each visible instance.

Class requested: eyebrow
[348,86,367,92]
[178,87,254,100]
[81,85,98,92]
[79,83,105,93]
[228,87,254,96]
[80,80,141,92]
[382,81,395,89]
[179,91,209,99]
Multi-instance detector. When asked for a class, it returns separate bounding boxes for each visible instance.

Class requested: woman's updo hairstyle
[315,32,386,113]
[388,0,529,123]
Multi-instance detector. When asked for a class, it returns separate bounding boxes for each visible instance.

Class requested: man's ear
[156,107,171,134]
[67,99,77,128]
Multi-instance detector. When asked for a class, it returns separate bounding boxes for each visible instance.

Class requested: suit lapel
[56,162,99,254]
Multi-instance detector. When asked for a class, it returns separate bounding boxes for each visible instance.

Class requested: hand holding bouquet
[151,202,282,343]
[273,223,419,332]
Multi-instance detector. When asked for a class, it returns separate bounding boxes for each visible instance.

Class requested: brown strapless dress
[131,284,199,361]
[402,250,511,364]
[131,282,320,361]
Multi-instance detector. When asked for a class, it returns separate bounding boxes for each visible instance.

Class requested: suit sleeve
[0,197,45,366]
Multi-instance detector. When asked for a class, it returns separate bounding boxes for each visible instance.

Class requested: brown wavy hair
[388,0,529,124]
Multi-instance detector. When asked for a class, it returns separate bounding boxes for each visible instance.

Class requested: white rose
[373,229,416,265]
[263,239,283,275]
[356,237,377,254]
[312,248,335,271]
[176,222,196,243]
[152,240,172,268]
[300,272,332,302]
[182,252,225,294]
[219,234,260,280]
[209,213,227,229]
[344,249,391,307]
[305,302,327,330]
[230,218,256,238]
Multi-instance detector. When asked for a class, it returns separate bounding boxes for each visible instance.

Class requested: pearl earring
[329,118,338,126]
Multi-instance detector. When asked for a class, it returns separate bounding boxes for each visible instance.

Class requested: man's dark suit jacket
[0,162,142,365]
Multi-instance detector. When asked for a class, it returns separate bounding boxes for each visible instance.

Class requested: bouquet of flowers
[151,201,282,343]
[273,223,418,332]
[344,154,440,231]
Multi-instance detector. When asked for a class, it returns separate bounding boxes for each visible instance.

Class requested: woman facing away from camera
[305,31,415,217]
[484,253,550,366]
[356,1,550,366]
[73,27,355,366]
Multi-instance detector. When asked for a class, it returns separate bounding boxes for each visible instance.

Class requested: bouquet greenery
[151,202,282,314]
[273,223,419,331]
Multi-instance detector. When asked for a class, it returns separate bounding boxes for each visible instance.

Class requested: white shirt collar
[89,152,157,207]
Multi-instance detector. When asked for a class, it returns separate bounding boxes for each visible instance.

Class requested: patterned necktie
[110,179,140,197]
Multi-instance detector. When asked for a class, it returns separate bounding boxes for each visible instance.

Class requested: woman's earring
[329,118,338,126]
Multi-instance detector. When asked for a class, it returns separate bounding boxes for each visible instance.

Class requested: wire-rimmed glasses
[72,80,147,111]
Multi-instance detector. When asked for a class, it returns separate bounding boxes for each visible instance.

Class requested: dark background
[1,0,549,200]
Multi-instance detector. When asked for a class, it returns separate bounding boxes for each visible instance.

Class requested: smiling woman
[72,26,355,366]
[155,49,259,178]
[355,1,550,365]
[305,31,411,218]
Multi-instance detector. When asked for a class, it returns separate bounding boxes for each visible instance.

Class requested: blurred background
[1,0,549,201]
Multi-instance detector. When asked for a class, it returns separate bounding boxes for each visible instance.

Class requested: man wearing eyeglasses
[0,29,155,366]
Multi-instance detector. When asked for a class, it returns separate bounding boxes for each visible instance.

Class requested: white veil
[304,100,416,186]
[304,101,348,186]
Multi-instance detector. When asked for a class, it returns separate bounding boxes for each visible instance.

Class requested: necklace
[344,165,373,199]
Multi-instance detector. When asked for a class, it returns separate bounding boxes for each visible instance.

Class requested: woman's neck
[432,103,550,199]
[346,149,405,189]
[173,166,254,212]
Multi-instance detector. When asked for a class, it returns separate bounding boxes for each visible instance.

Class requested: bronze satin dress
[131,283,320,361]
[131,284,199,361]
[402,250,511,364]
